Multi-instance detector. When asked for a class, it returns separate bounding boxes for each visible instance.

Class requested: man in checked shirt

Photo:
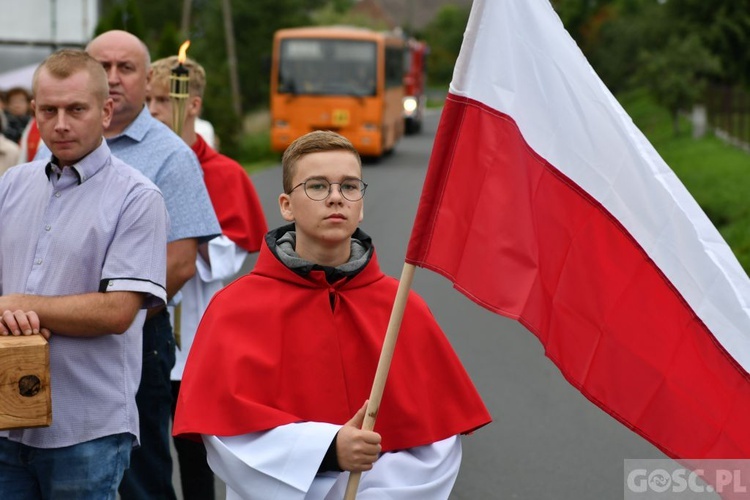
[0,49,169,499]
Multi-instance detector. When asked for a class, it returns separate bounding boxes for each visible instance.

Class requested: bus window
[385,46,404,88]
[279,39,376,97]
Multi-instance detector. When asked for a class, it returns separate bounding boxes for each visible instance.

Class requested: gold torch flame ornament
[170,40,191,348]
[169,40,191,137]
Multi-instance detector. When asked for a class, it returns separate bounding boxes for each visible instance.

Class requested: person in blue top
[90,30,221,500]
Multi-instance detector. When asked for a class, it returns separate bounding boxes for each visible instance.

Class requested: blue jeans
[0,433,131,499]
[119,308,177,500]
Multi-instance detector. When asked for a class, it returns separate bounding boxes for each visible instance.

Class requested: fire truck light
[403,96,418,116]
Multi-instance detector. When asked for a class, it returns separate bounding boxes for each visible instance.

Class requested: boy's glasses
[289,178,368,201]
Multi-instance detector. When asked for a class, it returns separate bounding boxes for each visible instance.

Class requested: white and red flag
[406,0,750,458]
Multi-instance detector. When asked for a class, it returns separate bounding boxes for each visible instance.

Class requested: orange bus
[270,26,405,158]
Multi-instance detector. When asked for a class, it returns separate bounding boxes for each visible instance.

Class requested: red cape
[25,118,41,161]
[174,236,491,452]
[193,134,267,252]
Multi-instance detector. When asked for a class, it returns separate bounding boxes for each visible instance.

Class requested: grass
[619,88,750,274]
[237,129,279,174]
[426,83,449,109]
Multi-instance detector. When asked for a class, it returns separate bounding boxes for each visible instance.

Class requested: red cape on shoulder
[192,134,267,252]
[174,236,491,452]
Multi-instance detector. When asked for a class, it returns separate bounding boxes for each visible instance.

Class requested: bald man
[89,30,221,500]
[78,30,220,499]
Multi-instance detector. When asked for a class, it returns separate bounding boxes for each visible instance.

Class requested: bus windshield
[279,38,377,97]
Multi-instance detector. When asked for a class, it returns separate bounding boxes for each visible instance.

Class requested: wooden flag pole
[343,262,416,500]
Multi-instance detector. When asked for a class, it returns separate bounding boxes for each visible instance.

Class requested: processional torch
[169,40,191,349]
[169,40,192,138]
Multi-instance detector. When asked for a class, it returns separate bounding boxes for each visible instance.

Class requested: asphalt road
[173,108,668,499]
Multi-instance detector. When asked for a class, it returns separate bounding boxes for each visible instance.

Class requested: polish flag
[406,0,750,459]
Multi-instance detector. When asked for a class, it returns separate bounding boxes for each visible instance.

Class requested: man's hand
[0,310,51,340]
[335,401,382,472]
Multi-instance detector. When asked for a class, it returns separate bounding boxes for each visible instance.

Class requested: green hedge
[620,89,750,274]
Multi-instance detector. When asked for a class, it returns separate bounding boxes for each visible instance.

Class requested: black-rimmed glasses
[288,178,368,201]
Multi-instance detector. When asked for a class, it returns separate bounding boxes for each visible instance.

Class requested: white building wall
[1,0,98,45]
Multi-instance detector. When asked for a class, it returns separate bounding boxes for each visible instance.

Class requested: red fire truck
[402,38,428,135]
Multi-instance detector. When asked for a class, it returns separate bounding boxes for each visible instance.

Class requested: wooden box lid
[0,335,51,430]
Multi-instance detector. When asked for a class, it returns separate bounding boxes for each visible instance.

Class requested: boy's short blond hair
[282,131,361,194]
[150,56,206,98]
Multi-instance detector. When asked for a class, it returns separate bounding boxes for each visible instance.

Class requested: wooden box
[0,335,51,430]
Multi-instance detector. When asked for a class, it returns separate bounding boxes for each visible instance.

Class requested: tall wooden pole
[344,263,416,499]
[221,0,242,118]
[180,0,192,39]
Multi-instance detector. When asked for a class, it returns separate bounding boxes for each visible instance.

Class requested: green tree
[551,0,616,51]
[95,0,147,39]
[186,0,325,156]
[153,22,182,61]
[310,3,390,30]
[97,0,327,157]
[99,0,184,45]
[420,5,470,86]
[330,0,354,14]
[636,34,721,135]
[574,0,750,89]
[585,0,670,93]
[663,0,750,84]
